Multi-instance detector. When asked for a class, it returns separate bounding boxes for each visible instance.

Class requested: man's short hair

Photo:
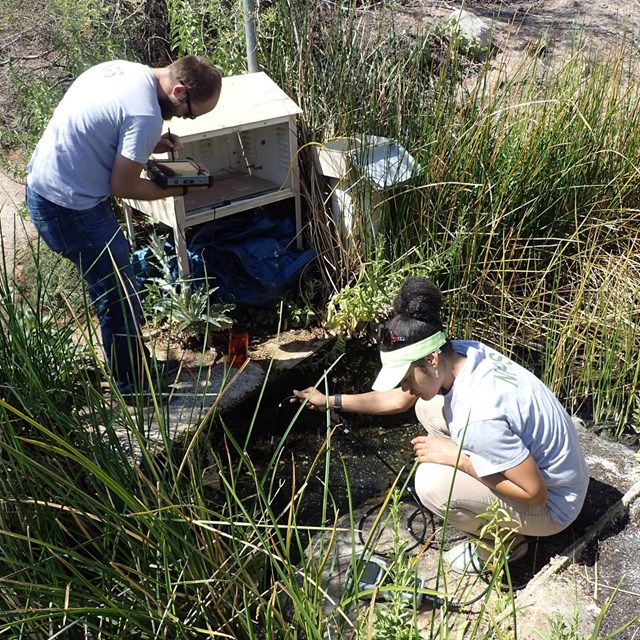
[169,56,222,103]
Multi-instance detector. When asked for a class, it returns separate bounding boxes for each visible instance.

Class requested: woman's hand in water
[291,387,330,412]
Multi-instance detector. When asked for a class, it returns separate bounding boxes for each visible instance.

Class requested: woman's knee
[414,463,498,535]
[414,463,456,516]
[415,396,450,437]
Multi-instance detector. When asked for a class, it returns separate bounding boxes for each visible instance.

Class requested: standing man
[25,56,222,398]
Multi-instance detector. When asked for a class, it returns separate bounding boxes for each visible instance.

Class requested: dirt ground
[0,168,31,267]
[397,0,640,60]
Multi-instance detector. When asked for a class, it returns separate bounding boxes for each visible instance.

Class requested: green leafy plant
[536,607,585,640]
[325,251,441,336]
[476,502,522,570]
[165,0,246,73]
[233,295,317,332]
[535,589,640,640]
[141,233,234,346]
[279,295,318,330]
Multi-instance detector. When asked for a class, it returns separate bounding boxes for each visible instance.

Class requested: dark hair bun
[392,277,443,324]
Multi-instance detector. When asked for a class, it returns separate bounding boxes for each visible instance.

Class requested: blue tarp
[132,211,315,307]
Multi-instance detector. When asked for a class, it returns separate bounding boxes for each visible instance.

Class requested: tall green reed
[0,365,355,636]
[259,2,640,431]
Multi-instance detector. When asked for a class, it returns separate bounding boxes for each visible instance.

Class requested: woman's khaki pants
[413,396,567,541]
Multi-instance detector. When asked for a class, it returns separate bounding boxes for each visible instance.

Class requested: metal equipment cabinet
[123,72,303,277]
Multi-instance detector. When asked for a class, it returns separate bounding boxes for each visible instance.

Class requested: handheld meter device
[145,159,214,189]
[353,555,388,592]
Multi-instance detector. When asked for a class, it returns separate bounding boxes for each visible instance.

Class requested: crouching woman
[294,277,589,574]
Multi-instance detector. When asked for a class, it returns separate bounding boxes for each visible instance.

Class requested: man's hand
[111,154,185,200]
[153,131,183,155]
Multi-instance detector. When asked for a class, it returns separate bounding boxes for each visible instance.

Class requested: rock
[437,9,495,59]
[514,569,601,640]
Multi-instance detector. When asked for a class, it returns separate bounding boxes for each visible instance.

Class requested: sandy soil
[398,0,640,58]
[0,167,33,268]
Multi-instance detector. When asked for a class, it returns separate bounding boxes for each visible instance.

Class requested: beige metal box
[123,72,303,277]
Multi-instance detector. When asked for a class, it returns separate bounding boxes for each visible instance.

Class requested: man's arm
[110,154,189,201]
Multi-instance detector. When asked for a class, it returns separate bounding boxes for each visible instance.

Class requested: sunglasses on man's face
[179,80,196,120]
[379,327,407,350]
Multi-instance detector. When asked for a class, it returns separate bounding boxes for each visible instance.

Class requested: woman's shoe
[444,539,529,575]
[444,541,488,575]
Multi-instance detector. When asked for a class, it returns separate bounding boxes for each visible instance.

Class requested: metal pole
[242,0,260,73]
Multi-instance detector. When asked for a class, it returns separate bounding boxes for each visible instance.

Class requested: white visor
[372,331,448,392]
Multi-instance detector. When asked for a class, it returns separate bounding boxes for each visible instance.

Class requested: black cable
[335,422,431,555]
[268,395,429,544]
[270,395,449,550]
[339,424,403,477]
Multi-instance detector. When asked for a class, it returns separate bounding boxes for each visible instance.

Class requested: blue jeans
[26,185,150,392]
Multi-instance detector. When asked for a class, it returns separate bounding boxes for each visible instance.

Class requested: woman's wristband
[333,393,342,411]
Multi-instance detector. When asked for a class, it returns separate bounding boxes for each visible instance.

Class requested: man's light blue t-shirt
[27,60,162,210]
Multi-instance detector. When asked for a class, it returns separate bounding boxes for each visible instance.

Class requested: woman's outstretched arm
[292,386,417,415]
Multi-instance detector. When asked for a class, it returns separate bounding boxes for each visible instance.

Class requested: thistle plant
[139,232,234,346]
